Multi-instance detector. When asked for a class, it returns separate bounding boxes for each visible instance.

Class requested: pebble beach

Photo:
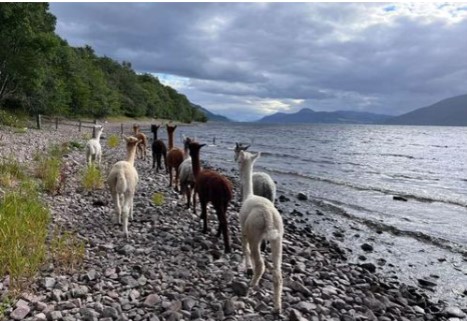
[1,123,466,321]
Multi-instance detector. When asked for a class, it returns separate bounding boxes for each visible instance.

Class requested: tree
[0,3,58,109]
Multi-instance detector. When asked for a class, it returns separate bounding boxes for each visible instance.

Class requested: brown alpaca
[188,141,233,253]
[132,124,148,160]
[151,124,167,172]
[166,124,184,191]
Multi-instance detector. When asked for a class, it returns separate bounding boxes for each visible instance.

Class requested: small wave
[380,153,416,160]
[261,167,467,208]
[312,199,467,255]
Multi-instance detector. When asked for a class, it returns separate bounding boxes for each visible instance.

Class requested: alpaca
[234,143,276,202]
[166,124,184,191]
[85,125,104,166]
[151,124,167,172]
[188,141,233,253]
[106,135,141,237]
[237,150,283,313]
[132,124,148,160]
[178,136,195,208]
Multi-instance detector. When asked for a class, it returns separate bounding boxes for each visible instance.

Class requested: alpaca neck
[191,152,201,178]
[168,132,174,149]
[96,130,103,141]
[241,163,254,202]
[153,131,158,141]
[126,146,137,165]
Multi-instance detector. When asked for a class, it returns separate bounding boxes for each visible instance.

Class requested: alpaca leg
[122,207,129,237]
[163,154,167,172]
[97,152,101,167]
[129,195,134,221]
[242,233,253,275]
[168,167,173,187]
[185,187,191,209]
[250,240,265,288]
[200,200,208,233]
[111,192,121,225]
[152,154,156,169]
[218,210,231,253]
[270,238,283,313]
[192,191,197,215]
[174,168,180,192]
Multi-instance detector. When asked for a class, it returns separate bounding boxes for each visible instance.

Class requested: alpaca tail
[263,210,280,241]
[116,171,127,194]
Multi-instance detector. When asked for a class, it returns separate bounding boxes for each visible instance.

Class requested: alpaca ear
[235,142,239,149]
[253,152,261,161]
[199,144,206,149]
[122,134,128,141]
[244,144,250,151]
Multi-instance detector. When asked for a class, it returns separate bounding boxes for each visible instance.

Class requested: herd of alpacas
[85,123,284,313]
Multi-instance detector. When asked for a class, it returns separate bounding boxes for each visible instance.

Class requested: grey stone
[34,312,47,321]
[102,307,119,319]
[10,306,31,320]
[444,306,466,318]
[43,278,56,289]
[223,299,235,316]
[46,311,63,321]
[289,308,307,321]
[143,294,161,307]
[231,281,249,296]
[182,297,196,311]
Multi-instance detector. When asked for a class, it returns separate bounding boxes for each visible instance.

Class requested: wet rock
[361,243,374,252]
[418,278,437,288]
[393,195,408,202]
[297,192,308,201]
[443,306,466,318]
[144,294,161,308]
[47,311,63,321]
[360,262,376,273]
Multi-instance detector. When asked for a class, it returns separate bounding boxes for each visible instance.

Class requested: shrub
[81,165,104,191]
[0,110,27,128]
[35,154,61,194]
[107,134,120,149]
[49,228,85,273]
[0,158,26,188]
[0,180,49,293]
[152,192,165,206]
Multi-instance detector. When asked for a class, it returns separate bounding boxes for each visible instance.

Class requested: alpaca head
[96,125,104,137]
[151,124,160,133]
[133,124,140,134]
[166,124,177,134]
[188,141,206,159]
[234,142,251,161]
[123,135,141,149]
[183,136,194,150]
[237,150,260,172]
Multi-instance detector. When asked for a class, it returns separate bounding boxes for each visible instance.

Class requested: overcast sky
[50,2,467,121]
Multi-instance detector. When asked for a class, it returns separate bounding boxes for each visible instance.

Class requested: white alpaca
[85,126,104,166]
[237,150,284,313]
[178,136,195,208]
[234,143,276,202]
[106,135,140,237]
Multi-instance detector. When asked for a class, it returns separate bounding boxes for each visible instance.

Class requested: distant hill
[191,103,231,122]
[257,108,392,124]
[385,94,467,126]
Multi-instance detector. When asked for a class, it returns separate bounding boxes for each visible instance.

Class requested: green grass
[69,140,85,150]
[0,158,26,188]
[49,228,85,273]
[81,132,92,141]
[0,110,27,128]
[35,155,61,194]
[81,165,104,191]
[0,180,49,293]
[107,134,120,149]
[152,192,165,206]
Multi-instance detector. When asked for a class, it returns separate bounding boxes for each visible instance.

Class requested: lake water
[153,122,467,305]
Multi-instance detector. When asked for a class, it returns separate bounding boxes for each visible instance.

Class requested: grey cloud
[50,3,467,119]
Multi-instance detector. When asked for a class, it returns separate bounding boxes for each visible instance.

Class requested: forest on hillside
[0,3,207,123]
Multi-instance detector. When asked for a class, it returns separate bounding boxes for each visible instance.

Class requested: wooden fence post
[55,117,59,130]
[92,119,98,138]
[78,120,82,132]
[36,114,42,130]
[121,123,124,136]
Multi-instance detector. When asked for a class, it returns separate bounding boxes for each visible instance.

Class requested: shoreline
[0,125,466,320]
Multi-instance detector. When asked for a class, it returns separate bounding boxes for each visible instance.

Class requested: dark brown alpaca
[132,124,148,160]
[166,124,184,191]
[188,141,233,253]
[151,124,167,172]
